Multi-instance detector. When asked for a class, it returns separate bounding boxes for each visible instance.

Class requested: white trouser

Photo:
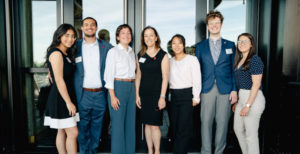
[234,89,265,154]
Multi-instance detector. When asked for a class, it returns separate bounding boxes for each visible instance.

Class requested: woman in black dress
[135,26,169,154]
[44,24,79,154]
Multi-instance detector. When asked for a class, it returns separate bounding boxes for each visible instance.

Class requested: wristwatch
[245,103,251,108]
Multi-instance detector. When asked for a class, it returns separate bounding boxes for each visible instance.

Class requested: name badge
[139,57,146,63]
[225,49,233,54]
[66,57,72,63]
[75,56,82,63]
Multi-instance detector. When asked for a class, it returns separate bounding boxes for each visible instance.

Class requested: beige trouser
[234,89,265,154]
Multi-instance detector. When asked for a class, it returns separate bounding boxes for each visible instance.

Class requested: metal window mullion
[124,0,127,24]
[5,0,16,152]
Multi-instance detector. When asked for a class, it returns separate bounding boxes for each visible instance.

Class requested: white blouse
[104,44,136,89]
[169,55,202,103]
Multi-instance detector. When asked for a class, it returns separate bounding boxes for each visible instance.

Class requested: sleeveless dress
[44,48,79,129]
[138,49,166,126]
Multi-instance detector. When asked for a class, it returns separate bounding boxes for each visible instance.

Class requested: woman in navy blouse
[232,33,265,154]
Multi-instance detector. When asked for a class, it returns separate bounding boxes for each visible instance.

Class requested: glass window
[31,0,56,137]
[146,0,196,54]
[32,1,57,67]
[215,0,247,43]
[74,0,124,46]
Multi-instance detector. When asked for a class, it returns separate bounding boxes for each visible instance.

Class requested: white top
[82,39,102,88]
[169,54,202,103]
[104,44,136,89]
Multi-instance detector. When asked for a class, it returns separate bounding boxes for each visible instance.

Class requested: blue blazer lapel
[98,39,105,72]
[216,39,229,65]
[76,39,84,76]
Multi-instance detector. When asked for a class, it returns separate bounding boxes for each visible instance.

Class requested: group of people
[43,10,265,154]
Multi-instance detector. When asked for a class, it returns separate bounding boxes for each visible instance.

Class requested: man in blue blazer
[195,11,237,154]
[74,17,113,154]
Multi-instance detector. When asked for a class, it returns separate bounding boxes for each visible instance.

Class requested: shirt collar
[209,37,222,43]
[117,44,133,53]
[83,39,98,46]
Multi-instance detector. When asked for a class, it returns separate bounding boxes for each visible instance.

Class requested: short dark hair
[81,17,98,27]
[169,34,186,56]
[205,10,224,24]
[115,24,132,44]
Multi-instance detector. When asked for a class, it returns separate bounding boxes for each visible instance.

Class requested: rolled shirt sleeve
[104,48,116,89]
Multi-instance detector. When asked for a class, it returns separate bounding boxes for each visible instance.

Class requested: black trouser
[170,87,193,154]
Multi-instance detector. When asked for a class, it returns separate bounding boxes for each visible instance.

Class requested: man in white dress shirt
[73,17,113,154]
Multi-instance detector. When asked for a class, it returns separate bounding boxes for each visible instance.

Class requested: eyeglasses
[208,21,221,25]
[237,40,250,44]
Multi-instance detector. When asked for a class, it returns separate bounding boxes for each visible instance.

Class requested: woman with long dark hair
[135,26,169,154]
[169,34,201,154]
[44,23,79,154]
[233,33,265,154]
[104,24,136,154]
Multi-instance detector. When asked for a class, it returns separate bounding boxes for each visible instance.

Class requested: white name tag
[226,49,233,54]
[139,57,146,63]
[75,56,82,63]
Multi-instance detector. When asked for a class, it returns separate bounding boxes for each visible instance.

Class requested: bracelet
[245,103,251,108]
[160,94,166,98]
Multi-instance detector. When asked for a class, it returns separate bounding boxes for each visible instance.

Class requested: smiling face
[117,27,132,45]
[144,28,158,48]
[237,35,252,54]
[81,19,97,37]
[171,37,184,55]
[207,17,222,35]
[59,29,76,48]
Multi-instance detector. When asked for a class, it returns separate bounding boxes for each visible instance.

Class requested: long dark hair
[234,33,255,70]
[169,34,186,57]
[45,24,77,66]
[139,26,161,56]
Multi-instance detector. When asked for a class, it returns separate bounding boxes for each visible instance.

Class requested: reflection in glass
[33,73,50,133]
[146,0,196,55]
[74,0,124,46]
[215,0,246,43]
[32,1,56,67]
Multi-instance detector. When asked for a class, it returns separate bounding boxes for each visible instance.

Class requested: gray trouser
[234,89,265,154]
[200,83,232,154]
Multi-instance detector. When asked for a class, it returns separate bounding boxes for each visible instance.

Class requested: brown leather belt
[83,87,103,92]
[114,78,135,82]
